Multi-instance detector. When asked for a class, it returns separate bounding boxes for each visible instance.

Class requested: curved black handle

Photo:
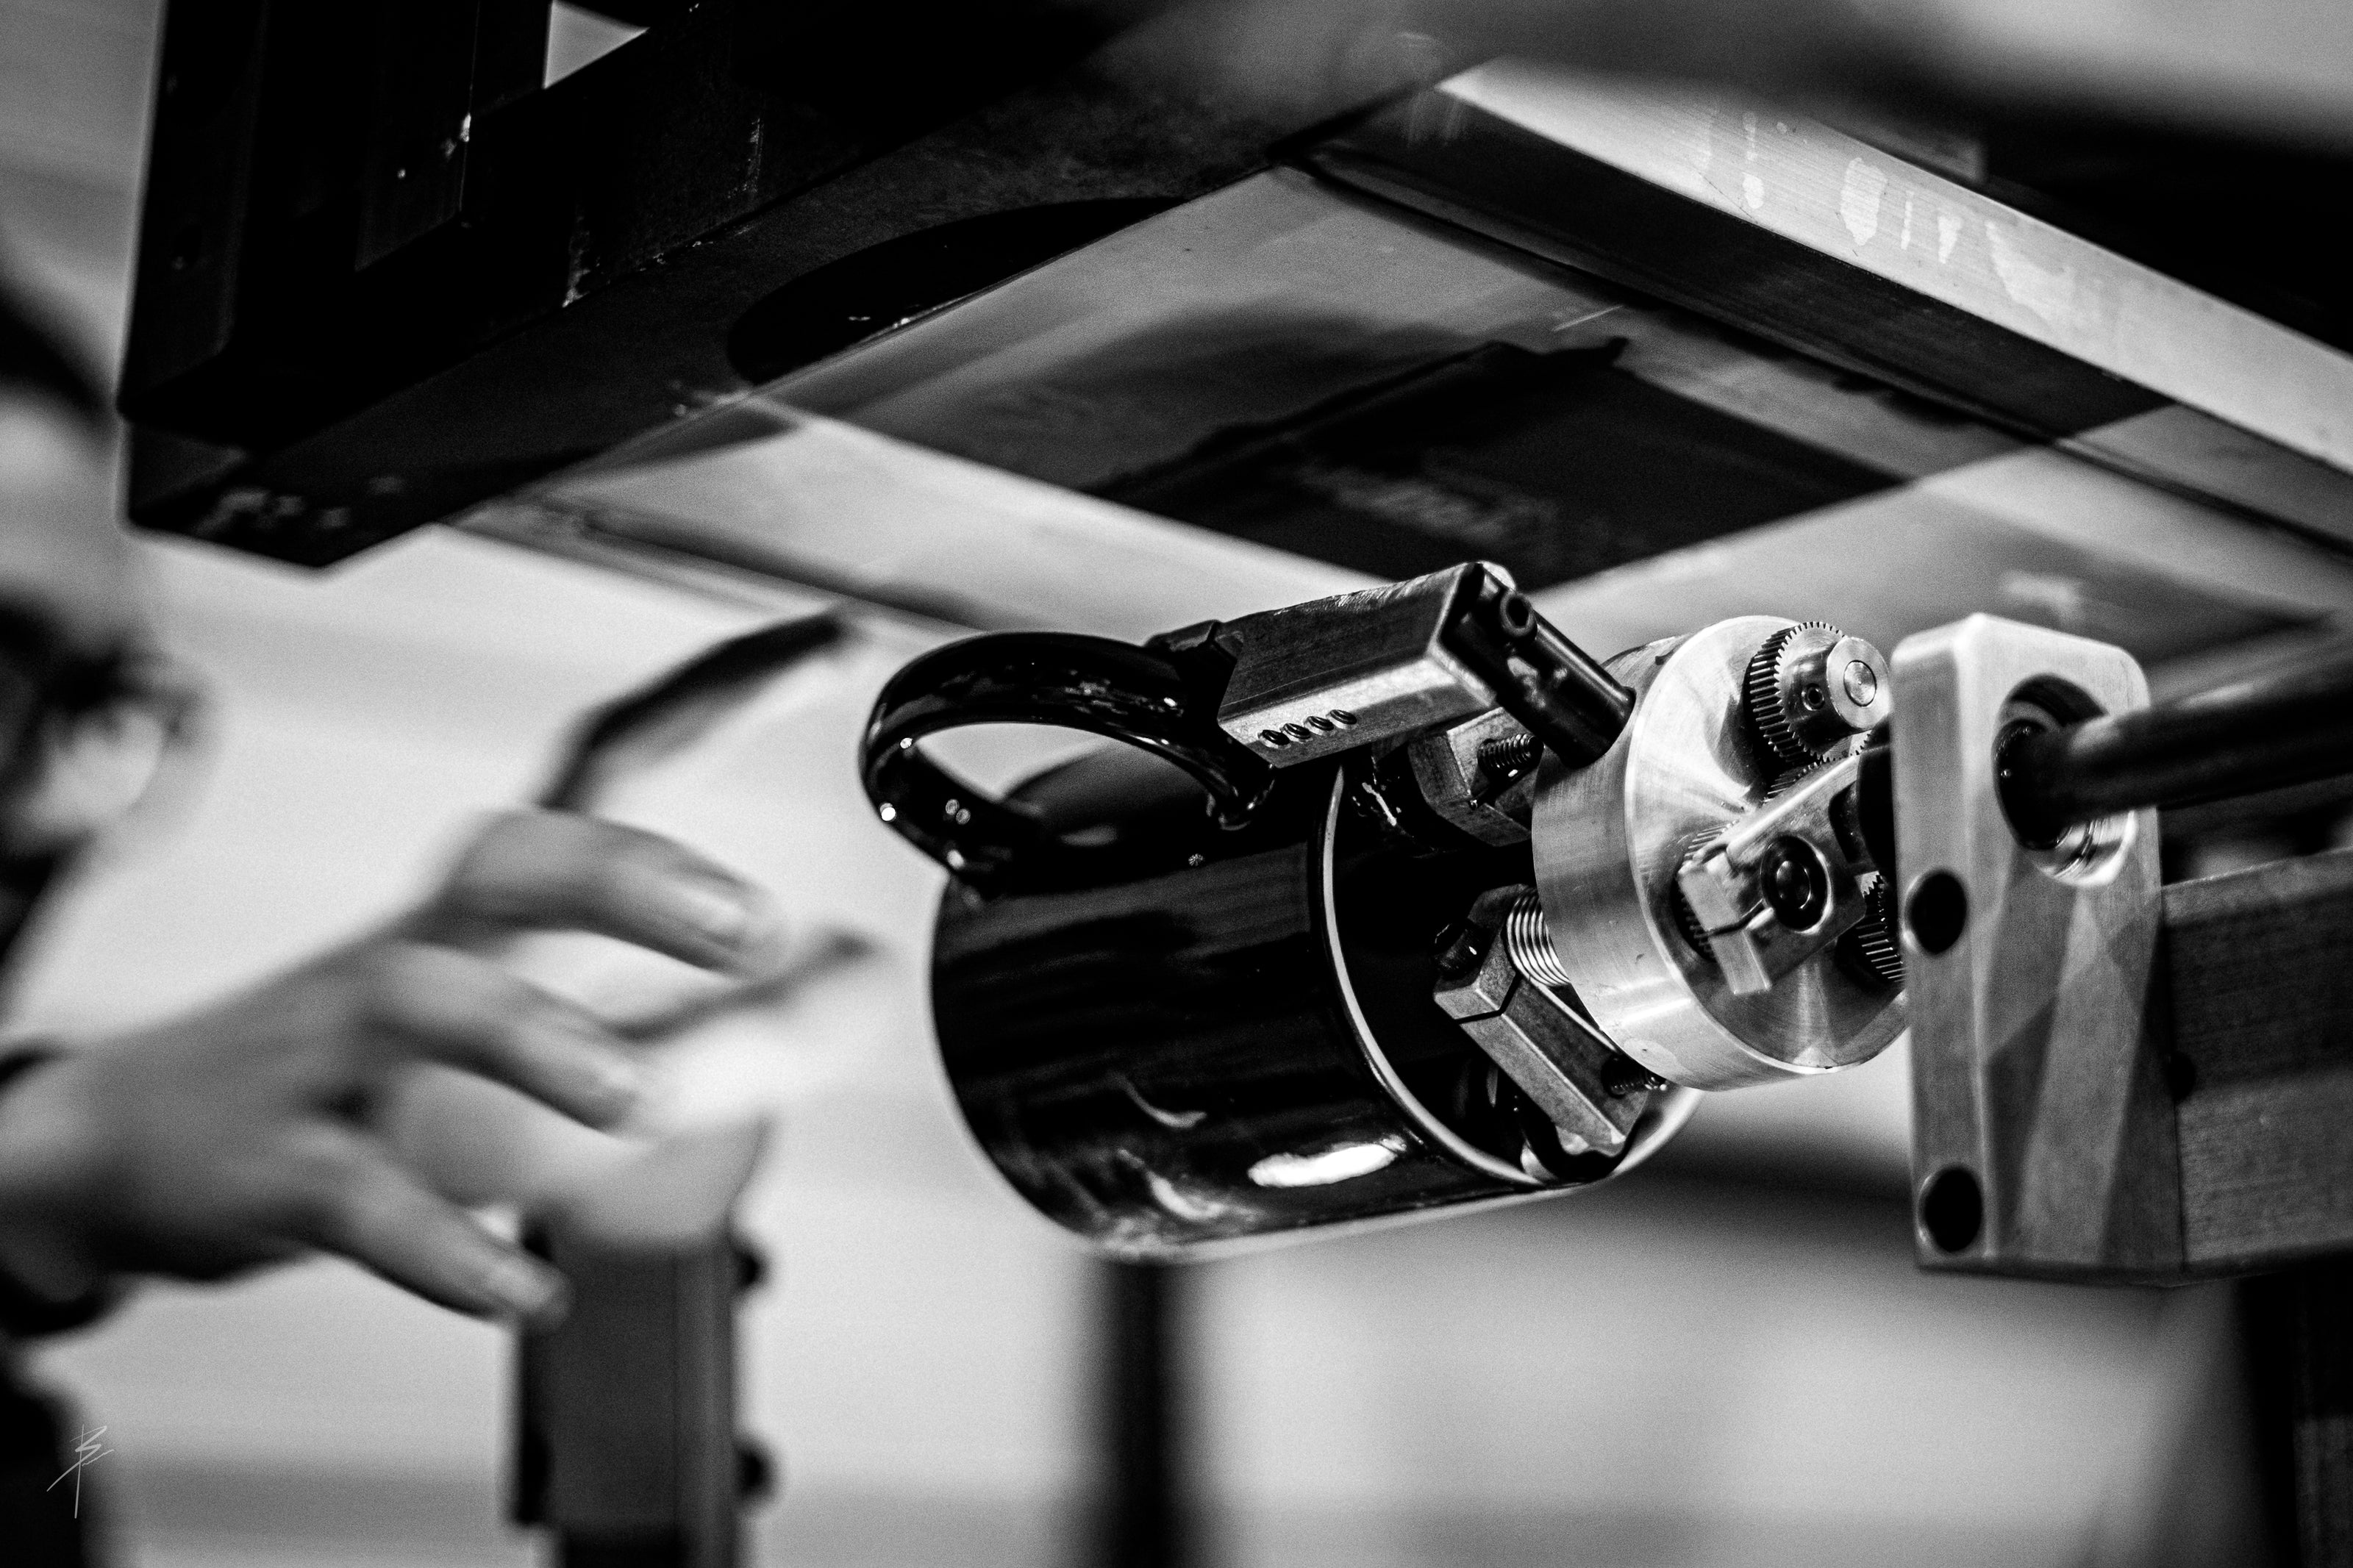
[861,632,1274,892]
[541,615,845,812]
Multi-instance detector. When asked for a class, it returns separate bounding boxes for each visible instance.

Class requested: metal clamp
[1894,614,2178,1279]
[1677,753,1874,995]
[1213,562,1631,772]
[1404,709,1540,847]
[1433,887,1652,1159]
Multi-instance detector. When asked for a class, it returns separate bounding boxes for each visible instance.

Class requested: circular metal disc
[1532,618,1907,1090]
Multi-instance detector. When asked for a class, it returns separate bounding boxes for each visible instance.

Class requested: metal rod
[2240,1262,2353,1567]
[1480,587,1637,768]
[1096,1259,1188,1568]
[1999,646,2353,840]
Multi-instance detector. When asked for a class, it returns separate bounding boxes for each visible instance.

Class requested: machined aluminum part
[1405,709,1538,847]
[1316,777,1699,1193]
[1215,567,1497,766]
[1895,614,2177,1277]
[1432,900,1648,1160]
[1678,753,1875,995]
[1531,617,1907,1091]
[1743,622,1893,767]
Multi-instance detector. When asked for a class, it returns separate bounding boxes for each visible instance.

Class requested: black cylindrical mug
[863,627,1692,1259]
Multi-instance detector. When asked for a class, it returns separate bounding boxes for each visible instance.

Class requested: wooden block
[2169,847,2353,1270]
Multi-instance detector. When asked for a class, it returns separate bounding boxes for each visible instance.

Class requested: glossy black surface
[865,631,1268,895]
[1999,645,2353,838]
[933,744,1608,1257]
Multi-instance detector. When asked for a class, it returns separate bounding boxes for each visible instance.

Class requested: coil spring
[1502,888,1668,1090]
[1502,887,1576,989]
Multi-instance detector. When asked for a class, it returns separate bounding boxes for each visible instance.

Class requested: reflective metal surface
[1212,562,1633,773]
[1533,618,1906,1090]
[932,745,1693,1257]
[1213,570,1499,767]
[1405,709,1538,848]
[1895,615,2177,1277]
[1431,887,1657,1160]
[1678,753,1877,995]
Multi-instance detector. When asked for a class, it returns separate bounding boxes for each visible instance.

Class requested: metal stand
[1096,1260,1188,1568]
[513,1225,763,1567]
[2245,1264,2353,1567]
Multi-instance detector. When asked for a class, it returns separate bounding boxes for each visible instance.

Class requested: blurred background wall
[0,4,2280,1565]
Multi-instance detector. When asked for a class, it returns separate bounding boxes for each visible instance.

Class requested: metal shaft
[2000,645,2353,840]
[1471,585,1636,768]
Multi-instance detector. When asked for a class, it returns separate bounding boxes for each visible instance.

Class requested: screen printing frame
[117,4,2353,593]
[111,20,2353,1568]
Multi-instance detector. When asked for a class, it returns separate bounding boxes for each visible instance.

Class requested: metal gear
[1670,828,1726,959]
[1841,873,1904,987]
[1744,621,1838,769]
[1763,758,1823,801]
[1743,620,1893,768]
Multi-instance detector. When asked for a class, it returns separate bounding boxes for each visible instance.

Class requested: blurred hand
[0,393,139,665]
[0,809,778,1322]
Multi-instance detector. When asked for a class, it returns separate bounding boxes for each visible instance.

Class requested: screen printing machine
[110,3,2353,1564]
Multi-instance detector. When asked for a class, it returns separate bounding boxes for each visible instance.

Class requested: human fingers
[421,810,777,970]
[357,943,644,1128]
[293,1131,568,1321]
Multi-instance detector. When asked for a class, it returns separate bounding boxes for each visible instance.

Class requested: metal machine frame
[117,0,1328,563]
[115,7,2353,1567]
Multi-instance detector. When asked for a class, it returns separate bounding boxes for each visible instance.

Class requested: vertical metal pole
[2243,1261,2353,1567]
[1095,1260,1188,1568]
[515,1226,753,1568]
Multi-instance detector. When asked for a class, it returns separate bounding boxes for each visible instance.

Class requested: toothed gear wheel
[1743,620,1894,770]
[1744,621,1840,770]
[1671,829,1726,959]
[1843,873,1904,987]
